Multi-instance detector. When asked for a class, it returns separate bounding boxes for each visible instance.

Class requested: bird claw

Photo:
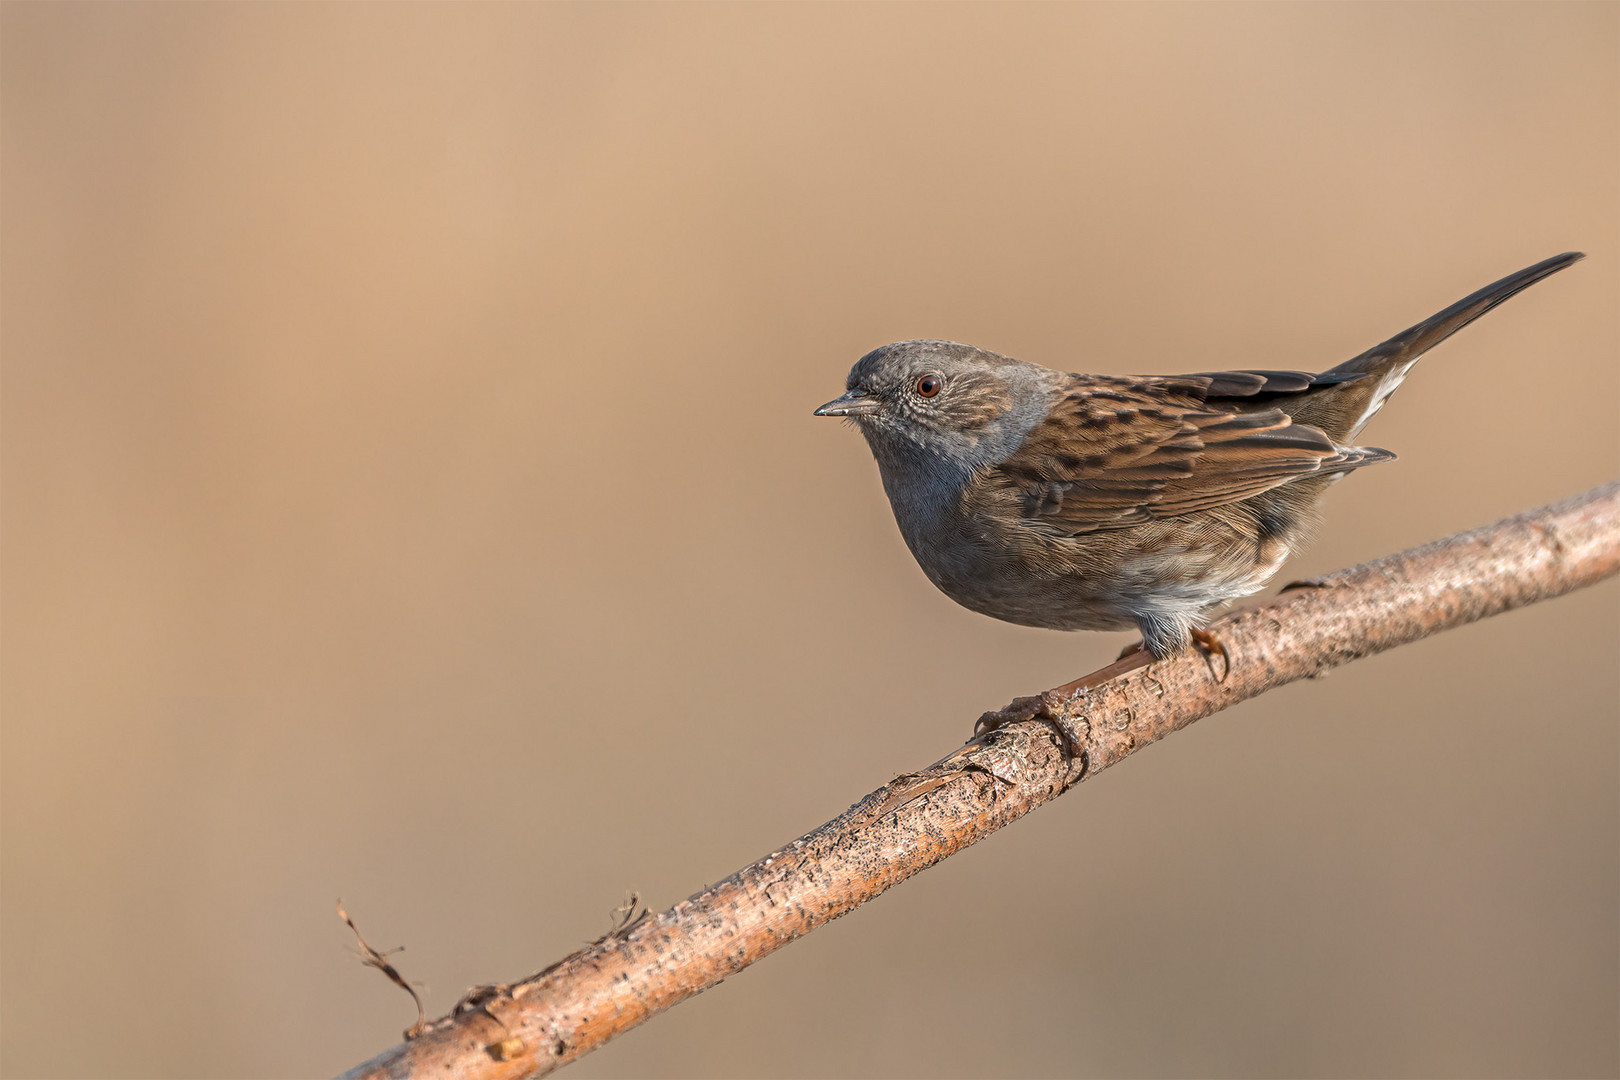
[975,640,1159,746]
[974,693,1054,736]
[975,690,1084,757]
[1190,627,1231,682]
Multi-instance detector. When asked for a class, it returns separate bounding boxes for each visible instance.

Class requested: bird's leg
[975,621,1229,751]
[887,657,1148,820]
[974,691,1085,761]
[1190,626,1231,682]
[974,647,1155,752]
[1119,625,1229,681]
[973,691,1069,741]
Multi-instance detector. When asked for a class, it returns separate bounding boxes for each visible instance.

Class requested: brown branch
[339,482,1620,1080]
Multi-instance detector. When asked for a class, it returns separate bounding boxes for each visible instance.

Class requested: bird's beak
[814,390,883,417]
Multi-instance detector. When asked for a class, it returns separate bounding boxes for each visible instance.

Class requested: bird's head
[814,340,1050,467]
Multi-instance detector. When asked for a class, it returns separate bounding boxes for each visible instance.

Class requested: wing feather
[969,373,1390,535]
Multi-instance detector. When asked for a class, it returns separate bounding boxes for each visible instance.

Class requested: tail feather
[1305,251,1584,439]
[1326,251,1584,378]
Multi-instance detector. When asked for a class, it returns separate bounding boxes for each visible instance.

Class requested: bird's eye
[915,374,942,398]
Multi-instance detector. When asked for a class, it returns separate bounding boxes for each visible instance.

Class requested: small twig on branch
[337,901,428,1041]
[339,482,1620,1080]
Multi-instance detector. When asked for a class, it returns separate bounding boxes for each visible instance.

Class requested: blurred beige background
[2,3,1616,1078]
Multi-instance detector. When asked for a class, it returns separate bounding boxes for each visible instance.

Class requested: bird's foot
[974,646,1156,753]
[975,690,1085,760]
[1116,629,1228,681]
[1190,626,1231,682]
[1279,575,1337,593]
[975,690,1065,738]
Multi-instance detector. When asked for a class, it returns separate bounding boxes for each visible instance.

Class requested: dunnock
[815,252,1583,662]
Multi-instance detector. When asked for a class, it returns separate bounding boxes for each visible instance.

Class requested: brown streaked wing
[1179,368,1366,401]
[971,374,1354,534]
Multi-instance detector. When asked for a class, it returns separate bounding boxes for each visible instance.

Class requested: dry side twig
[340,482,1620,1080]
[337,901,428,1041]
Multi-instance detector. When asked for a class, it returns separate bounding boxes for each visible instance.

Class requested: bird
[814,252,1584,665]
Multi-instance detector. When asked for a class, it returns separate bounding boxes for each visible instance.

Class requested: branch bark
[341,482,1620,1080]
